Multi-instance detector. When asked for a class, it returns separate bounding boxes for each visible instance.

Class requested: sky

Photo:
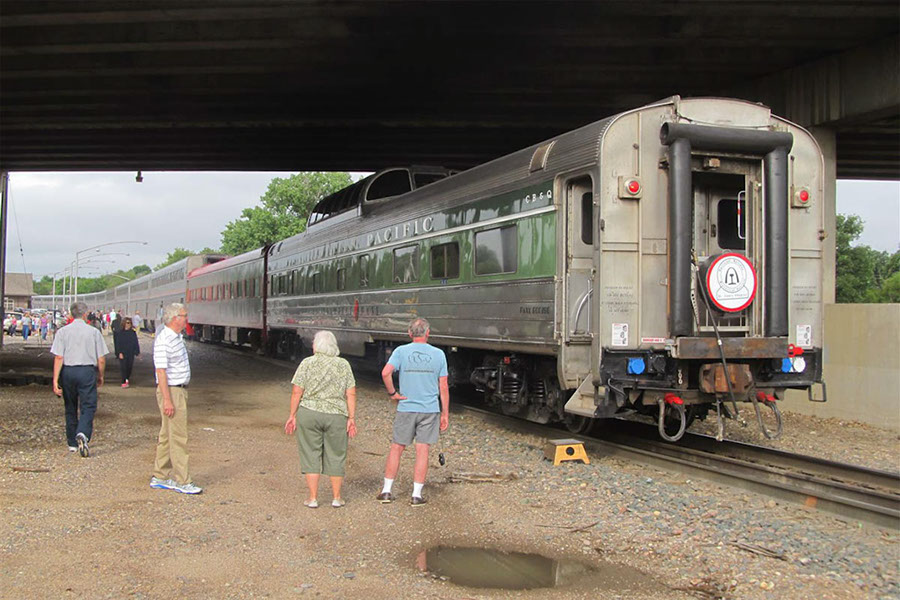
[3,172,899,281]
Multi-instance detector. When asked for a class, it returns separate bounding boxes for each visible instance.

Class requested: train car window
[392,245,419,284]
[430,242,460,279]
[268,275,274,296]
[475,226,518,275]
[581,192,593,245]
[337,268,347,291]
[311,272,322,293]
[366,169,412,201]
[359,255,370,288]
[201,287,206,301]
[242,280,248,297]
[414,173,446,188]
[717,198,746,250]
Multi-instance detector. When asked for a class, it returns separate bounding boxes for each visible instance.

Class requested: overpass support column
[0,170,8,349]
[810,127,837,304]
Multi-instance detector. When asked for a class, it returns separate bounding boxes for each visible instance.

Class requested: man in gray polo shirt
[51,302,109,457]
[150,303,201,494]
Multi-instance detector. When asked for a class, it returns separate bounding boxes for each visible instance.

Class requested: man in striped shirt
[150,303,202,494]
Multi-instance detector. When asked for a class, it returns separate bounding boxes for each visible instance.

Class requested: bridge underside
[1,1,898,178]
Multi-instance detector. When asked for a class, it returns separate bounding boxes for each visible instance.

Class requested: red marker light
[799,189,809,203]
[627,179,641,194]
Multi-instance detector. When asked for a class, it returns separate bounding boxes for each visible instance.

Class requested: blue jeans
[61,365,98,446]
[22,325,30,340]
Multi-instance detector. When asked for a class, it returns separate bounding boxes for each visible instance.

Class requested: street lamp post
[69,259,111,307]
[106,273,133,313]
[74,241,147,301]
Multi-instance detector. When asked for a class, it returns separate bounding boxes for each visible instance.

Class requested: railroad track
[459,404,900,530]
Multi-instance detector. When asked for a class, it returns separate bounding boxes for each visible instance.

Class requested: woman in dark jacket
[113,317,140,388]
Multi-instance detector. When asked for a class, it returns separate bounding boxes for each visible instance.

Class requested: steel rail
[458,405,900,530]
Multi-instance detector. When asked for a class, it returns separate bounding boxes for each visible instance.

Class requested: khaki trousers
[153,386,191,484]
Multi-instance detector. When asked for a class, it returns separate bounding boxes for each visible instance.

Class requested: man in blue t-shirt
[377,317,449,506]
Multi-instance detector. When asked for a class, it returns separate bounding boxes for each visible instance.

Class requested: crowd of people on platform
[4,311,55,340]
[43,300,450,506]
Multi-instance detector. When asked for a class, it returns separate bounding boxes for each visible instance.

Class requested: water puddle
[417,546,661,592]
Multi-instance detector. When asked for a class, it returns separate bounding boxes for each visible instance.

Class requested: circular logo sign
[705,253,757,312]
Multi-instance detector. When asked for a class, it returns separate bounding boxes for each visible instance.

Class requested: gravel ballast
[0,334,897,599]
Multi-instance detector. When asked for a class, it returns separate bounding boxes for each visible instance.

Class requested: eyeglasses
[176,314,188,319]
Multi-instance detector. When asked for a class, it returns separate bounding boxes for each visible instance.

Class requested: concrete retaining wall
[783,303,900,431]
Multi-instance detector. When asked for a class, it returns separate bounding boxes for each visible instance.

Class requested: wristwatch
[387,390,397,397]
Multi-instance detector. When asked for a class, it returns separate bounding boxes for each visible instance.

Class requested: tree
[155,247,218,270]
[220,172,353,255]
[835,214,900,303]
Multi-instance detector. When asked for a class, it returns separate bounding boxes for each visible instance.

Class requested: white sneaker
[67,446,77,452]
[75,432,89,458]
[174,482,203,495]
[150,477,177,490]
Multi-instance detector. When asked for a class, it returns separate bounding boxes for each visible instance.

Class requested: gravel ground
[0,332,897,600]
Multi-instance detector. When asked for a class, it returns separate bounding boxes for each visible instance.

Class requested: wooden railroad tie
[543,438,590,466]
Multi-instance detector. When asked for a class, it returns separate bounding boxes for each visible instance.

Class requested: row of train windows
[189,278,260,302]
[152,269,184,287]
[270,224,518,296]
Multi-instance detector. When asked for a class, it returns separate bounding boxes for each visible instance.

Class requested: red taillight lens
[799,189,809,203]
[627,179,641,194]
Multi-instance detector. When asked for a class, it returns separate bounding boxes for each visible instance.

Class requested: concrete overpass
[0,1,897,178]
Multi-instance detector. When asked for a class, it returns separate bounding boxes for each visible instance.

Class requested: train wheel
[564,414,594,434]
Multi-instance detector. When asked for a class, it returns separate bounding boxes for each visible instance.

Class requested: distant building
[3,272,34,311]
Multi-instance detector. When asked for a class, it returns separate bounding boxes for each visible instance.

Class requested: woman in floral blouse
[284,330,357,508]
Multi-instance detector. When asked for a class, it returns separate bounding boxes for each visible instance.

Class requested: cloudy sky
[3,171,898,280]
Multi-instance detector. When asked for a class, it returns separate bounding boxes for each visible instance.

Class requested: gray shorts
[392,411,440,446]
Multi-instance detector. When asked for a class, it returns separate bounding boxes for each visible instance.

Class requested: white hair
[312,330,340,357]
[162,303,185,324]
[408,317,430,338]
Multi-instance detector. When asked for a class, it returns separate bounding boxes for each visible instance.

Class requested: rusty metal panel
[699,363,753,394]
[675,336,788,359]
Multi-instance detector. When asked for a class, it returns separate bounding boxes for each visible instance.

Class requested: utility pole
[0,171,9,350]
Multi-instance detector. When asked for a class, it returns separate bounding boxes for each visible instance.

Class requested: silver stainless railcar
[263,96,826,440]
[31,254,226,331]
[188,248,266,345]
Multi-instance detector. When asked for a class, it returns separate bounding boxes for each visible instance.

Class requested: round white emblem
[705,253,757,312]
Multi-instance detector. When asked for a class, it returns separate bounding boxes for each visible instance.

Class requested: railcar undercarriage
[464,345,823,441]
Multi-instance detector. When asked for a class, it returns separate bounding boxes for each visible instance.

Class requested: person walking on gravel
[50,302,109,457]
[150,303,202,495]
[377,317,449,506]
[284,330,358,509]
[114,317,140,388]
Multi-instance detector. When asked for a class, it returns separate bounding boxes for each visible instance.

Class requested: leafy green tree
[155,247,218,270]
[220,172,352,255]
[835,214,900,303]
